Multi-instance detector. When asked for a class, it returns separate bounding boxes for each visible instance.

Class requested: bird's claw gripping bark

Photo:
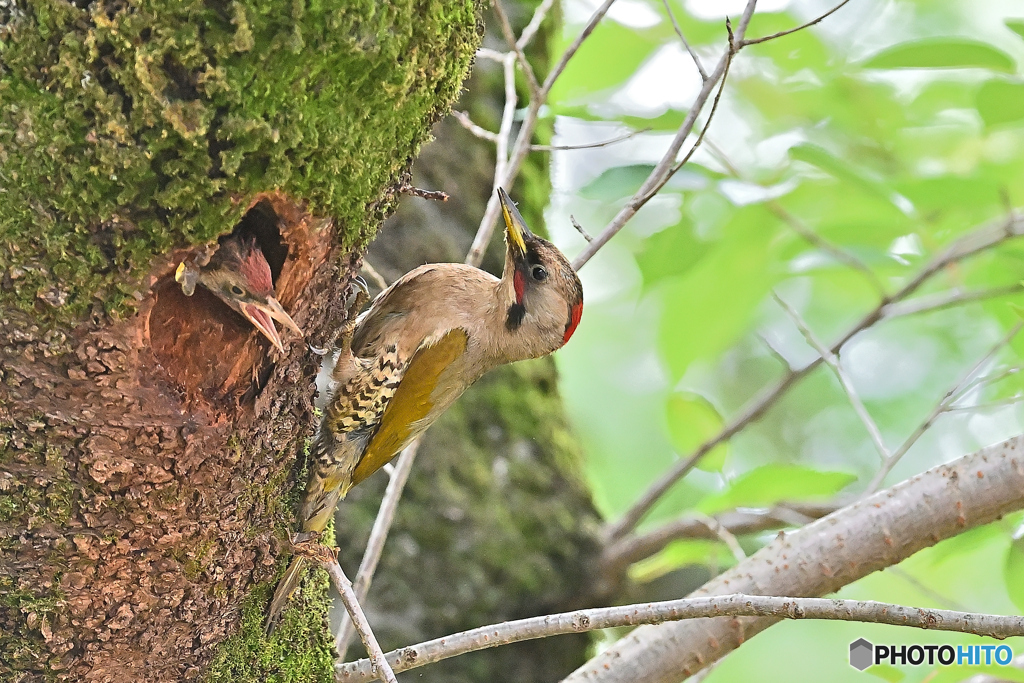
[308,277,370,355]
[345,276,370,319]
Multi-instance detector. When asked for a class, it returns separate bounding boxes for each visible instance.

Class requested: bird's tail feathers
[264,555,308,634]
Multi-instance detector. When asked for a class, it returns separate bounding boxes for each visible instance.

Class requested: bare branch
[337,592,1024,682]
[661,0,708,81]
[741,0,854,47]
[703,139,884,294]
[605,213,1024,543]
[359,260,389,292]
[571,0,759,271]
[881,284,1024,318]
[300,543,397,683]
[335,441,421,655]
[694,513,746,561]
[476,47,509,62]
[451,110,499,142]
[493,0,540,98]
[530,127,649,151]
[758,333,794,371]
[774,292,891,463]
[946,396,1024,413]
[495,53,518,185]
[600,504,835,583]
[570,215,594,242]
[567,436,1024,683]
[864,322,1024,494]
[517,0,555,49]
[467,0,619,267]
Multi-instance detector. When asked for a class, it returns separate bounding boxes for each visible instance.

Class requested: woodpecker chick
[175,236,303,353]
[265,188,583,629]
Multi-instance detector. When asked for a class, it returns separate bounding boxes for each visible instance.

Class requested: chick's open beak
[498,187,533,258]
[238,297,303,353]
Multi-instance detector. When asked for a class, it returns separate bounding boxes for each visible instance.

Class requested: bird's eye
[231,285,245,296]
[531,265,548,282]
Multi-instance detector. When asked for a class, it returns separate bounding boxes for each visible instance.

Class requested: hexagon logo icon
[850,638,874,671]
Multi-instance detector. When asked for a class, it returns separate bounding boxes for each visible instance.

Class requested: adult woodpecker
[175,235,303,353]
[265,188,583,629]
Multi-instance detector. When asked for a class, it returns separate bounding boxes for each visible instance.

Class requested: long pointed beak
[238,297,302,353]
[498,187,533,257]
[264,296,304,338]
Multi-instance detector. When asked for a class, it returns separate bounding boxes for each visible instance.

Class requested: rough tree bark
[0,2,490,680]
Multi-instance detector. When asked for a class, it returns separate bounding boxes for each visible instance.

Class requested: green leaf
[629,539,734,583]
[548,21,663,104]
[1005,536,1024,613]
[665,393,726,472]
[635,216,710,287]
[658,205,781,380]
[925,664,1024,683]
[789,143,910,212]
[977,79,1024,127]
[697,464,856,515]
[1006,19,1024,42]
[865,665,904,682]
[579,164,655,201]
[864,39,1015,73]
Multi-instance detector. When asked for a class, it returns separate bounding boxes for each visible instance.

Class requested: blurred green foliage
[547,0,1024,679]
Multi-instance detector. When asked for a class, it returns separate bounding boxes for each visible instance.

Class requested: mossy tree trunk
[0,2,482,681]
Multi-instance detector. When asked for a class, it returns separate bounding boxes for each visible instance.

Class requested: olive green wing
[351,328,467,486]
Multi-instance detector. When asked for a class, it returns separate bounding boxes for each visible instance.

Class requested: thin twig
[397,185,449,202]
[864,322,1024,494]
[572,0,759,271]
[662,0,707,81]
[335,441,421,655]
[605,213,1024,542]
[774,292,891,463]
[570,215,594,242]
[451,110,499,142]
[466,0,619,267]
[704,138,884,294]
[600,503,836,583]
[517,0,555,49]
[359,260,388,292]
[946,396,1024,413]
[770,202,886,294]
[881,284,1024,318]
[953,365,1022,403]
[336,594,1024,682]
[530,127,649,151]
[303,544,397,683]
[741,0,853,46]
[496,53,518,181]
[758,333,794,371]
[493,0,541,98]
[889,567,969,612]
[476,47,509,62]
[694,513,746,561]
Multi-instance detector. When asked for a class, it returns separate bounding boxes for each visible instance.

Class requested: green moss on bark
[0,0,480,322]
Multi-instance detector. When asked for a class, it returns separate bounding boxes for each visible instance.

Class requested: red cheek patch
[513,269,526,305]
[563,301,583,345]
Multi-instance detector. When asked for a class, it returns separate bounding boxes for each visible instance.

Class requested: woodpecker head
[177,236,303,353]
[497,188,583,356]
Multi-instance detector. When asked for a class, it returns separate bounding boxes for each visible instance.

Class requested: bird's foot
[309,277,369,355]
[344,276,370,321]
